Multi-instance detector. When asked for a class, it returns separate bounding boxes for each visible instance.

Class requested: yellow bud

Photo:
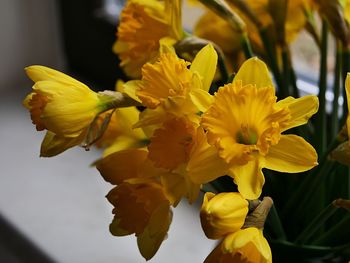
[200,192,249,239]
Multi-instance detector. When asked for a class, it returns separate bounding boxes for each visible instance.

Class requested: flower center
[236,124,258,145]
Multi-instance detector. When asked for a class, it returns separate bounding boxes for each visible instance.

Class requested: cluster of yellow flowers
[23,0,350,261]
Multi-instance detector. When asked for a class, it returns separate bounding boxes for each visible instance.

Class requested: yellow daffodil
[201,57,318,199]
[146,117,228,205]
[148,117,196,170]
[124,44,217,128]
[200,192,248,239]
[23,66,119,156]
[204,228,272,263]
[113,0,183,78]
[23,66,107,136]
[96,148,173,260]
[146,117,202,204]
[107,181,172,261]
[194,0,313,60]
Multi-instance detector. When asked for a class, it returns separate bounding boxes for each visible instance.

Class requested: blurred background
[0,0,214,262]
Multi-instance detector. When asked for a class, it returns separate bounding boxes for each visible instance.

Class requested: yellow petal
[102,136,148,157]
[136,52,192,109]
[137,201,172,261]
[233,57,273,88]
[122,80,142,103]
[187,127,229,184]
[264,134,318,173]
[276,95,319,131]
[204,242,226,263]
[159,37,177,54]
[133,107,167,128]
[164,0,183,40]
[25,66,85,88]
[223,228,272,263]
[189,89,214,113]
[96,148,149,184]
[345,1,350,24]
[160,172,187,206]
[32,80,100,137]
[228,157,264,200]
[346,73,350,139]
[190,44,218,92]
[114,0,171,78]
[40,131,84,157]
[148,118,196,170]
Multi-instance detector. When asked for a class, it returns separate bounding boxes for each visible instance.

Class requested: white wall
[0,0,65,92]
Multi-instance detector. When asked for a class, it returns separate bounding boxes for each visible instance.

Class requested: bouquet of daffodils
[23,0,350,262]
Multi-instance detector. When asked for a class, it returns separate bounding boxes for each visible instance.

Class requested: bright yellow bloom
[23,66,113,156]
[200,192,248,239]
[194,0,313,60]
[205,228,272,263]
[146,117,201,204]
[145,116,228,205]
[126,44,217,127]
[23,66,106,136]
[96,148,173,260]
[107,181,172,261]
[113,0,183,78]
[202,57,318,199]
[148,117,196,170]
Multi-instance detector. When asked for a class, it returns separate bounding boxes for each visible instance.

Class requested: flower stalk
[315,20,328,155]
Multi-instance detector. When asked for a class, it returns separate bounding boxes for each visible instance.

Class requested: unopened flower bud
[200,192,248,239]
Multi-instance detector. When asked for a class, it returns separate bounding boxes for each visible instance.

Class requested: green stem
[331,47,342,139]
[266,205,287,241]
[290,66,300,98]
[259,28,283,95]
[281,46,290,97]
[293,161,335,217]
[294,203,338,244]
[282,139,340,217]
[312,213,350,246]
[217,51,229,84]
[315,21,328,155]
[241,34,253,59]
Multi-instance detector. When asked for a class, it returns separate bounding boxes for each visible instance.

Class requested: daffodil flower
[23,66,123,156]
[147,117,227,205]
[204,227,272,263]
[114,0,184,78]
[107,182,172,261]
[96,148,173,260]
[201,57,319,199]
[124,44,217,128]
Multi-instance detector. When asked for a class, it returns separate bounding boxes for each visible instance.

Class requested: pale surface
[0,91,215,263]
